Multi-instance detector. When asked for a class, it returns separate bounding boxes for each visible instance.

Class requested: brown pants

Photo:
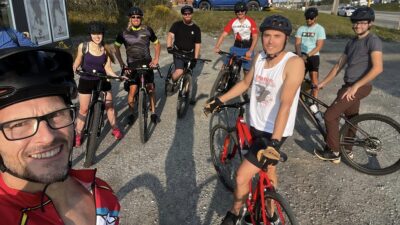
[324,84,372,152]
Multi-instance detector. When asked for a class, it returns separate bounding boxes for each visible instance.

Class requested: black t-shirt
[169,21,201,52]
[115,25,158,63]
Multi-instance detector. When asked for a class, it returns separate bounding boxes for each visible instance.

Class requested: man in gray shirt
[314,7,383,162]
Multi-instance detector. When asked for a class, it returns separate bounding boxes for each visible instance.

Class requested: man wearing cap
[214,1,258,77]
[295,7,326,97]
[166,5,201,86]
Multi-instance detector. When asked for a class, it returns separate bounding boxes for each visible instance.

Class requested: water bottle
[310,104,325,127]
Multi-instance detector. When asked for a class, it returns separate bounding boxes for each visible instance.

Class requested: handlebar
[218,100,249,110]
[75,70,125,81]
[168,50,211,63]
[121,64,164,78]
[217,50,250,61]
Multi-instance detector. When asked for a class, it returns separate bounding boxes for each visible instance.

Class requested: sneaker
[220,211,240,225]
[314,148,341,164]
[112,128,123,140]
[344,149,354,160]
[151,113,159,124]
[74,134,82,147]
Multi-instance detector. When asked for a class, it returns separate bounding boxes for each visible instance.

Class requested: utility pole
[331,0,340,15]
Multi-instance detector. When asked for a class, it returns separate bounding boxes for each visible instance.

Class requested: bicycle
[122,65,163,143]
[299,79,400,175]
[209,101,298,225]
[165,50,211,118]
[210,50,249,98]
[76,70,124,167]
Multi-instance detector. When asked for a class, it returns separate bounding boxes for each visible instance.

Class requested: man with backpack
[0,9,35,49]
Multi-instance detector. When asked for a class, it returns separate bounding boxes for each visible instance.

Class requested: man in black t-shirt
[166,5,201,85]
[114,7,161,123]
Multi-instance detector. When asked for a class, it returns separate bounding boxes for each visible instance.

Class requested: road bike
[165,50,211,118]
[300,79,400,175]
[76,70,124,167]
[210,50,249,98]
[122,65,163,143]
[209,101,298,225]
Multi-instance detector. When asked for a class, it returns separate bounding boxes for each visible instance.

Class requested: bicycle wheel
[210,125,241,192]
[84,102,103,168]
[339,113,400,175]
[254,191,298,225]
[177,73,192,119]
[138,89,149,143]
[210,68,230,98]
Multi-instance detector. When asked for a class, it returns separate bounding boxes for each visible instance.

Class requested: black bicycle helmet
[88,21,105,34]
[234,1,247,12]
[259,15,292,36]
[128,6,144,17]
[181,5,193,14]
[350,6,375,22]
[0,47,77,110]
[305,7,318,18]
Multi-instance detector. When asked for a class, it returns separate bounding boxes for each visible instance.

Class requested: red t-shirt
[224,16,258,41]
[0,169,120,225]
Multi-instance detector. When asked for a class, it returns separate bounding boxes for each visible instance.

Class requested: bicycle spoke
[340,114,400,175]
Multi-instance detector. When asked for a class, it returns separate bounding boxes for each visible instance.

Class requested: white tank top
[249,51,300,137]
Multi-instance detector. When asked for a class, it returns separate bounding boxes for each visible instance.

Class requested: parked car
[338,6,356,17]
[192,0,272,11]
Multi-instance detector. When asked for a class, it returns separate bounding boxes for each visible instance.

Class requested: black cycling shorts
[78,78,112,94]
[304,54,320,73]
[126,62,154,86]
[244,127,287,169]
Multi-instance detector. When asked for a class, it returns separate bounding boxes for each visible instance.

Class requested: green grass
[67,6,400,42]
[371,3,400,12]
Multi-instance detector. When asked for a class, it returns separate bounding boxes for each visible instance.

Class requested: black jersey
[115,25,158,64]
[169,21,201,52]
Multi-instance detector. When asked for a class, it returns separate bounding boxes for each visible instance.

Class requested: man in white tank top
[205,15,304,225]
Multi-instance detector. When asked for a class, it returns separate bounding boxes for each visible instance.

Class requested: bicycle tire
[210,125,241,192]
[138,89,148,143]
[339,113,400,175]
[84,102,102,168]
[177,73,192,118]
[210,69,230,98]
[254,191,298,225]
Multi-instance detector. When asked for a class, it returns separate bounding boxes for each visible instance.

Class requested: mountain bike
[76,70,124,167]
[122,65,163,143]
[210,50,249,98]
[165,50,211,118]
[209,101,298,225]
[300,79,400,175]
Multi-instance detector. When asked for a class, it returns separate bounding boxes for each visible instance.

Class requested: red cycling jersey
[224,16,258,42]
[0,169,120,225]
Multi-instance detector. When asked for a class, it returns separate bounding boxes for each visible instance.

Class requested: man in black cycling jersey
[315,7,383,163]
[115,6,161,123]
[166,5,201,90]
[205,15,304,225]
[0,47,120,224]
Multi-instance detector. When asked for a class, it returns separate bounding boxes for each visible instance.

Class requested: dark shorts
[303,54,320,73]
[78,78,111,94]
[173,55,191,70]
[245,127,287,169]
[126,62,155,86]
